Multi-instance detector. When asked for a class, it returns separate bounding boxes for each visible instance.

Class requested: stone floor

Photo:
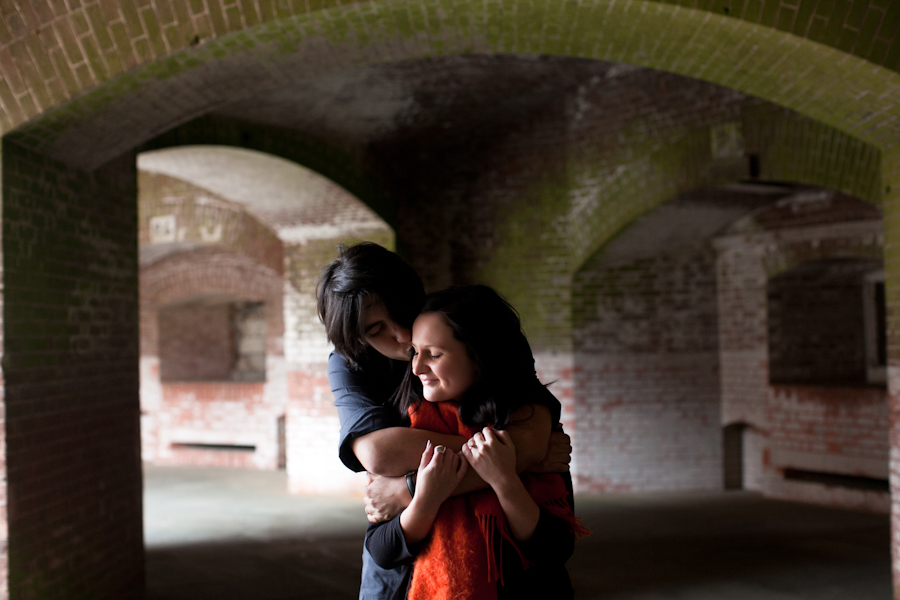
[144,465,892,600]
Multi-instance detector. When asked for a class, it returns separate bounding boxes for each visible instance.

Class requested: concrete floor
[144,466,892,600]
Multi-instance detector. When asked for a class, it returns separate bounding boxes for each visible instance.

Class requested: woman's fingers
[419,439,435,470]
[493,429,512,447]
[455,453,468,480]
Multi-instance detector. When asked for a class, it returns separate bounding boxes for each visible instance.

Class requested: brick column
[1,142,143,600]
[884,148,900,599]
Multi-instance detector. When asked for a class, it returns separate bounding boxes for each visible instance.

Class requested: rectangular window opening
[171,442,256,452]
[783,468,888,492]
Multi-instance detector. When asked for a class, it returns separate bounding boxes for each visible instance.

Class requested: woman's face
[411,312,479,403]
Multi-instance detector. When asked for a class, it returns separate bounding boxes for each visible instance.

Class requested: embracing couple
[317,242,587,600]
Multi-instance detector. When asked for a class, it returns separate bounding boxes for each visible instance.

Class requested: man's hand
[531,426,572,474]
[364,473,412,523]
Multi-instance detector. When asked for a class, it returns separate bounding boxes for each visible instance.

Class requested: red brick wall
[715,196,888,512]
[153,382,277,470]
[572,235,723,492]
[2,142,143,599]
[159,302,234,382]
[140,246,285,470]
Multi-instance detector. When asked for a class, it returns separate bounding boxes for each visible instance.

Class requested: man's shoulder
[328,348,405,386]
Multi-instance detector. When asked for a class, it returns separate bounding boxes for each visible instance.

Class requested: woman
[365,285,587,600]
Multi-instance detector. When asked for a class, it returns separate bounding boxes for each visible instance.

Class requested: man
[317,242,572,599]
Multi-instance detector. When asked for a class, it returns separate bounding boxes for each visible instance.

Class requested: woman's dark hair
[393,285,545,429]
[316,242,425,369]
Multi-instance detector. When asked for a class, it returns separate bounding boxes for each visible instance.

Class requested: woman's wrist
[401,496,440,544]
[490,471,527,500]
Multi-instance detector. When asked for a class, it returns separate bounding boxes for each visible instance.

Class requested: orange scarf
[406,400,588,600]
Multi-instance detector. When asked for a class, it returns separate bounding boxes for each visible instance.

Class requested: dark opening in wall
[159,297,267,382]
[783,468,888,492]
[170,443,257,452]
[723,423,748,490]
[767,258,883,386]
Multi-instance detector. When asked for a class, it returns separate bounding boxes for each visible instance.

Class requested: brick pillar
[885,148,900,599]
[1,141,143,599]
[0,140,8,600]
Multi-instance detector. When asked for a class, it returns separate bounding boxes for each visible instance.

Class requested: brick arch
[141,117,396,228]
[570,185,786,492]
[2,2,900,598]
[3,1,898,160]
[140,246,284,357]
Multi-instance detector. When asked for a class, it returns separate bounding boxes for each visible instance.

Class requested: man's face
[362,301,413,361]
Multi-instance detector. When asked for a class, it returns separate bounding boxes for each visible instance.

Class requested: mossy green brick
[564,1,595,56]
[821,0,850,45]
[257,0,276,21]
[341,5,368,46]
[206,0,230,36]
[406,3,428,42]
[225,6,242,32]
[806,14,828,43]
[131,37,151,65]
[7,48,48,117]
[80,36,109,83]
[140,8,166,56]
[856,7,882,59]
[117,1,143,38]
[382,2,414,39]
[109,22,136,70]
[22,37,55,85]
[782,4,803,33]
[188,0,206,15]
[85,5,115,54]
[876,4,899,41]
[485,0,503,50]
[791,0,814,36]
[239,0,260,27]
[758,0,779,28]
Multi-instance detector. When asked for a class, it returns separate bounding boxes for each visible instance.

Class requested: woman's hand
[415,440,468,510]
[460,427,518,489]
[462,427,540,541]
[400,440,468,544]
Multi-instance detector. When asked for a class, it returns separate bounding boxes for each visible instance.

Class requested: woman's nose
[412,355,425,375]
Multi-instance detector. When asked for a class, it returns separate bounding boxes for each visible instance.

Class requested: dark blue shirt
[329,348,412,599]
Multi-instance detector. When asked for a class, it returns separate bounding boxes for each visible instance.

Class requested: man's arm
[360,404,554,522]
[353,403,552,479]
[352,428,467,477]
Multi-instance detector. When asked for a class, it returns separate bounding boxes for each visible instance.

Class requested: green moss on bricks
[476,169,575,350]
[5,0,900,161]
[743,104,882,204]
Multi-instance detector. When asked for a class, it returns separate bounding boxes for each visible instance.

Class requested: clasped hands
[365,427,543,523]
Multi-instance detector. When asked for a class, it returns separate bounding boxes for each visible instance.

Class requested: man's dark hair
[317,242,425,368]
